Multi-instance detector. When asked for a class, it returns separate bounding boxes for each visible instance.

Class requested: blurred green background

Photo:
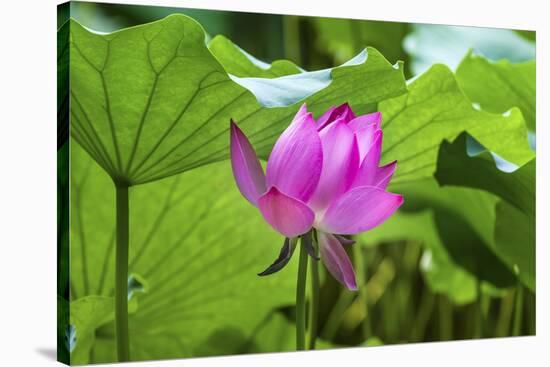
[58,1,536,364]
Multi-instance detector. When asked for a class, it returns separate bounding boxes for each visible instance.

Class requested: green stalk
[512,283,524,336]
[475,279,484,338]
[296,233,309,351]
[308,234,320,350]
[115,183,130,361]
[495,290,515,337]
[353,243,372,340]
[409,288,435,342]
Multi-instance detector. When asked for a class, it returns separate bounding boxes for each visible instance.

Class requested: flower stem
[512,282,524,336]
[296,233,309,351]
[115,183,130,361]
[308,234,320,350]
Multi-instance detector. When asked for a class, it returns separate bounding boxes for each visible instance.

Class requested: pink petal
[294,103,308,121]
[258,186,315,237]
[230,120,266,206]
[347,112,381,161]
[347,112,382,131]
[308,120,359,211]
[318,231,357,290]
[317,103,356,131]
[266,111,322,202]
[352,131,383,187]
[371,160,397,190]
[319,186,404,235]
[353,124,379,162]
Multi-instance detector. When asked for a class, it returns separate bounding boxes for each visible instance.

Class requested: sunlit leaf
[209,35,302,78]
[70,296,114,364]
[380,64,533,185]
[69,15,407,185]
[456,53,536,131]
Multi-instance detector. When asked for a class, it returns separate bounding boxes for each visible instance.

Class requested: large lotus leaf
[380,64,533,185]
[435,133,535,291]
[403,24,535,75]
[209,35,533,184]
[435,133,535,220]
[207,34,401,110]
[208,35,302,78]
[69,14,407,185]
[69,141,299,363]
[456,53,536,131]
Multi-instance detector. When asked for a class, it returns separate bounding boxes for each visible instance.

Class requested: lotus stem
[512,282,524,336]
[308,233,320,350]
[115,182,130,361]
[296,232,309,351]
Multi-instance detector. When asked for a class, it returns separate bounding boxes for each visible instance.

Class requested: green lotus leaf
[456,52,536,131]
[435,133,535,291]
[70,296,114,364]
[380,64,533,185]
[69,14,407,185]
[208,35,302,78]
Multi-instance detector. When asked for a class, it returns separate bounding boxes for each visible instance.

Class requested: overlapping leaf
[69,14,407,185]
[208,36,533,185]
[208,35,302,78]
[435,134,535,291]
[380,64,533,185]
[435,134,535,220]
[456,53,536,131]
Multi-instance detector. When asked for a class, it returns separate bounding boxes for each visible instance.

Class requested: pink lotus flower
[230,103,403,290]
